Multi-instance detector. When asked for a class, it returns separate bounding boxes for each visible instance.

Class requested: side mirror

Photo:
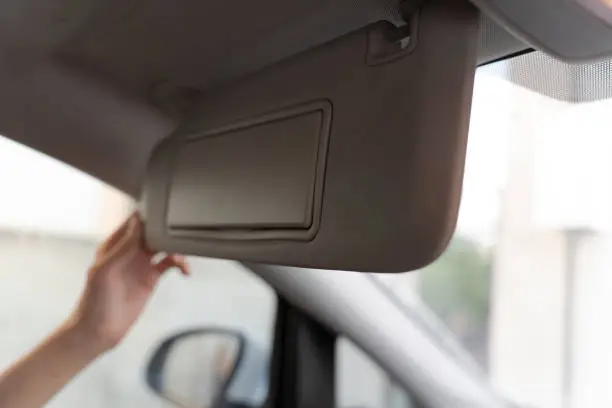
[146,328,269,408]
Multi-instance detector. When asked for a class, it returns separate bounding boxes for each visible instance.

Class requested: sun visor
[472,0,612,61]
[141,0,479,273]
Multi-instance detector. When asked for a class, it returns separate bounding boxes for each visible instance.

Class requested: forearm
[0,213,183,408]
[0,321,107,408]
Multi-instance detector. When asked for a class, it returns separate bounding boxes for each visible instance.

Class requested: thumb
[153,254,190,276]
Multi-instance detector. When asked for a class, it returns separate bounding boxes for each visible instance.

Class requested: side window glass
[0,136,276,408]
[337,338,415,408]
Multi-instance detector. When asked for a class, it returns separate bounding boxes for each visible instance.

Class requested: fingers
[140,238,156,257]
[100,214,142,264]
[173,255,190,276]
[97,211,138,255]
[96,211,190,277]
[153,254,190,276]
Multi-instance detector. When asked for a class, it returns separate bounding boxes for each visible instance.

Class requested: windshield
[0,49,607,408]
[377,51,612,408]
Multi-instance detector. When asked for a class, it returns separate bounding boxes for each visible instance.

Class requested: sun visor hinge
[385,0,426,43]
[368,0,425,64]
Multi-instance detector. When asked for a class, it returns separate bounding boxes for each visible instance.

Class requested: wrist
[57,319,114,358]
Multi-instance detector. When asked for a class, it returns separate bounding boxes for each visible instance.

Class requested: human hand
[67,211,189,352]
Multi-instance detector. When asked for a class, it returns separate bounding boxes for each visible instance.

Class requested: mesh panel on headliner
[481,51,612,103]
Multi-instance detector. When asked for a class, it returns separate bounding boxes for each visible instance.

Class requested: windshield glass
[377,51,612,408]
[0,49,606,408]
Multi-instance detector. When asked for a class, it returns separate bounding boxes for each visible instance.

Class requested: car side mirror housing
[146,328,269,408]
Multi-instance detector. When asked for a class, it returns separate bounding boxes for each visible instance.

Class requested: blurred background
[0,61,611,408]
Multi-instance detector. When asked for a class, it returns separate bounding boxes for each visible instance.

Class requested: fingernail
[180,262,190,276]
[177,257,190,276]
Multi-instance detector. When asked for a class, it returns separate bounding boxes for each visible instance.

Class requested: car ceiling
[0,0,526,196]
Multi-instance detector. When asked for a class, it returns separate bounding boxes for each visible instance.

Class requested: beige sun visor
[142,0,480,272]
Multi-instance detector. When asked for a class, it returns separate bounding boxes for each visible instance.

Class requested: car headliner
[0,0,526,196]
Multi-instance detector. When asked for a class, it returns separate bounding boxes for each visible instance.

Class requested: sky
[454,73,513,244]
[0,137,127,238]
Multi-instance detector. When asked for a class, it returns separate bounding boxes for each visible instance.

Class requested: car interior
[2,0,612,407]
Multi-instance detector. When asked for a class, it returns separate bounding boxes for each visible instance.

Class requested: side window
[0,136,276,408]
[337,338,415,408]
[140,258,276,408]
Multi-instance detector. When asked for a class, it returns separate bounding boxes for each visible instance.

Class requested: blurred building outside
[467,72,612,408]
